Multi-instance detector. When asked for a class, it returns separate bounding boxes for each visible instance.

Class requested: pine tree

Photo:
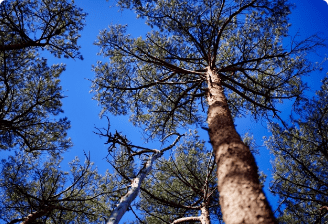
[0,1,114,223]
[0,153,113,223]
[92,0,323,222]
[0,0,86,59]
[0,48,71,154]
[0,0,86,153]
[266,76,328,223]
[94,124,183,224]
[137,132,222,224]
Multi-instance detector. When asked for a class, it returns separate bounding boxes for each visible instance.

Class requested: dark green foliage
[0,0,86,59]
[267,77,328,223]
[92,1,325,222]
[0,1,116,223]
[0,49,71,154]
[136,132,222,223]
[0,0,86,153]
[93,0,322,139]
[0,152,113,223]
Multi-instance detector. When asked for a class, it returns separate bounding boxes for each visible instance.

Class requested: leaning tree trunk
[171,205,211,224]
[107,151,162,224]
[200,206,211,224]
[205,67,276,224]
[20,207,55,224]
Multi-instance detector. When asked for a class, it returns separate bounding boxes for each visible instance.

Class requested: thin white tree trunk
[107,151,161,224]
[172,216,201,224]
[200,206,211,224]
[107,134,181,224]
[171,206,210,224]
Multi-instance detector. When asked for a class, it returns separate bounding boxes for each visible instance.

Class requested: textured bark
[107,151,162,224]
[206,67,276,224]
[200,206,211,224]
[20,208,53,224]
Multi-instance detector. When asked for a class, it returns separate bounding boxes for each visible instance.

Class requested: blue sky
[42,0,328,222]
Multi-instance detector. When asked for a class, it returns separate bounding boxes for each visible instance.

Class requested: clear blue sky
[44,0,328,222]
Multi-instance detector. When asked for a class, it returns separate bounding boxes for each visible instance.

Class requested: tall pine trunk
[205,67,276,224]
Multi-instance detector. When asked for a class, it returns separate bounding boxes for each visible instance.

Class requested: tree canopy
[93,0,320,138]
[267,76,328,223]
[137,133,222,224]
[0,1,113,223]
[92,0,323,223]
[0,153,112,223]
[0,48,71,154]
[0,0,86,153]
[0,0,86,59]
[0,0,327,223]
